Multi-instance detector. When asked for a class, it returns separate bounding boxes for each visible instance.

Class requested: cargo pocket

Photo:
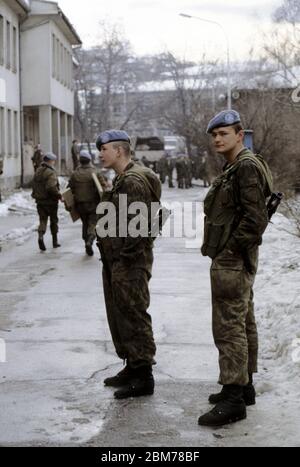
[211,250,244,300]
[201,219,224,259]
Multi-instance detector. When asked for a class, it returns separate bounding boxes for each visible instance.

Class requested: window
[0,106,5,156]
[12,26,17,72]
[14,111,18,156]
[52,34,56,78]
[0,15,4,66]
[7,109,12,155]
[56,38,60,80]
[6,20,10,69]
[60,43,63,83]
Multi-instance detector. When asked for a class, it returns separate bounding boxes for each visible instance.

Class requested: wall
[0,0,21,190]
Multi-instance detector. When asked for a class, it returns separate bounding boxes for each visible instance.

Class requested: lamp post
[179,13,232,110]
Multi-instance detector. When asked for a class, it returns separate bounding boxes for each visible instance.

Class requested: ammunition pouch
[201,217,235,259]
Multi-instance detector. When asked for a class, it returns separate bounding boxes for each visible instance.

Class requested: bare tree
[74,22,143,142]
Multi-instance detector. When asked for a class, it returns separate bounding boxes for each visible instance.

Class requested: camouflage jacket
[97,162,161,266]
[68,164,105,204]
[32,163,61,205]
[202,148,272,259]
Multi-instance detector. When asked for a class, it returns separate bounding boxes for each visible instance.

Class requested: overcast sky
[57,0,283,62]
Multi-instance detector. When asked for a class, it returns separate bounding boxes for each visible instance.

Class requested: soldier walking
[31,144,43,172]
[68,150,106,256]
[95,130,161,400]
[198,110,273,427]
[32,153,62,251]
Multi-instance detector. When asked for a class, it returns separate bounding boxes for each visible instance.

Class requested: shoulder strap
[122,170,161,204]
[226,152,273,194]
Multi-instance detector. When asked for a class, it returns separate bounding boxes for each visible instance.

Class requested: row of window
[0,106,19,157]
[0,15,18,73]
[52,33,73,89]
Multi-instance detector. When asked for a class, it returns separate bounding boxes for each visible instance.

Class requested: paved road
[0,187,298,447]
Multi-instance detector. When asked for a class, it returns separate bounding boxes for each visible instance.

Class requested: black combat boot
[114,366,155,400]
[85,236,94,256]
[209,375,256,406]
[198,385,247,427]
[38,233,46,251]
[104,365,133,388]
[52,234,61,248]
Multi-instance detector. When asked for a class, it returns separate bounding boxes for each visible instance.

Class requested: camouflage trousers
[102,256,156,369]
[37,203,59,235]
[211,246,259,386]
[76,203,97,242]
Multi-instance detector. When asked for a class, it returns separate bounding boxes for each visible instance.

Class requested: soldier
[71,140,80,171]
[157,155,167,183]
[141,155,151,168]
[31,144,43,172]
[95,129,161,400]
[176,155,188,189]
[166,156,175,188]
[68,150,106,256]
[198,110,273,427]
[32,153,62,251]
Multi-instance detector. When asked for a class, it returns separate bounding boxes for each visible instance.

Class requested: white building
[0,0,28,189]
[0,0,81,190]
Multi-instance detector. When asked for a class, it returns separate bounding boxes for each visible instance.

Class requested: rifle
[267,192,283,220]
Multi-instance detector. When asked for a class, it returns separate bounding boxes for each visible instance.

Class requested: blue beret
[79,150,92,161]
[43,152,57,161]
[96,130,130,150]
[206,110,241,134]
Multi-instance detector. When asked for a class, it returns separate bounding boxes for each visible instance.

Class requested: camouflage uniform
[202,149,272,386]
[71,142,79,170]
[157,156,167,183]
[32,162,61,235]
[68,164,105,243]
[166,158,175,188]
[97,162,160,369]
[31,149,43,172]
[176,156,188,189]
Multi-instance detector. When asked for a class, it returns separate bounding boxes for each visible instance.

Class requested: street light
[179,13,232,110]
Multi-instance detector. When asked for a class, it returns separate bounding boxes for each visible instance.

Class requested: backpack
[121,164,171,237]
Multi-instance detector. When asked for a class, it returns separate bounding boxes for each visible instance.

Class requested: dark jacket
[202,149,271,259]
[32,163,61,205]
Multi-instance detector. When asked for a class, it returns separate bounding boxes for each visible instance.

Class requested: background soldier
[157,155,167,183]
[176,154,188,189]
[31,144,43,172]
[32,153,62,251]
[95,130,160,400]
[0,157,3,203]
[166,156,175,188]
[68,150,106,256]
[199,151,211,187]
[198,110,273,427]
[71,140,80,171]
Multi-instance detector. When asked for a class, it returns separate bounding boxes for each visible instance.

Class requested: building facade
[0,0,28,190]
[0,0,81,191]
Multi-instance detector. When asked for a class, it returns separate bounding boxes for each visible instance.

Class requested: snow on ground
[255,212,300,406]
[0,190,35,217]
[0,188,68,247]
